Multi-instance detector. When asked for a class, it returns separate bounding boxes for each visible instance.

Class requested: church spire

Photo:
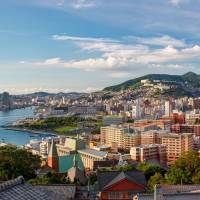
[48,138,59,171]
[48,138,58,157]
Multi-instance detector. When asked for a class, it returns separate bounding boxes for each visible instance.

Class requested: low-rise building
[97,170,147,200]
[78,148,108,170]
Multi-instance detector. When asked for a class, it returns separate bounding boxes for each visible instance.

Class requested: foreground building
[134,184,200,200]
[97,170,146,200]
[0,176,76,200]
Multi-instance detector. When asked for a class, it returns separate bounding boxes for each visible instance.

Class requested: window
[107,192,124,199]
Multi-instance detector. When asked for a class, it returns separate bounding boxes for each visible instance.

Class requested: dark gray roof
[35,185,76,200]
[137,193,200,200]
[0,176,76,200]
[0,176,49,200]
[161,184,200,194]
[97,170,146,191]
[136,184,200,200]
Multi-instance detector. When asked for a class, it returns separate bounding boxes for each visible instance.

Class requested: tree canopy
[167,151,200,185]
[28,172,69,185]
[137,162,166,181]
[0,146,41,181]
[148,173,165,192]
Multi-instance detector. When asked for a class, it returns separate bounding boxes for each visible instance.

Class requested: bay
[0,107,48,146]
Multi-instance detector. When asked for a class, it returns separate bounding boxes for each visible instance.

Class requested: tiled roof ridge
[0,176,25,192]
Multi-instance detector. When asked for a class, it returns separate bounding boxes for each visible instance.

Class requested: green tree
[192,171,200,184]
[0,146,41,181]
[127,119,134,123]
[137,163,166,181]
[148,173,165,192]
[116,165,136,172]
[28,172,69,185]
[167,151,200,184]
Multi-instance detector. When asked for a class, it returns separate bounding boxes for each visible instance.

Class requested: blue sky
[0,0,200,94]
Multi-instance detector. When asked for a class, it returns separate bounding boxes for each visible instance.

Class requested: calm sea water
[0,107,47,146]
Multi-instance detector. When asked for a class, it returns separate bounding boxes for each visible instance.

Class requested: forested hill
[103,72,200,92]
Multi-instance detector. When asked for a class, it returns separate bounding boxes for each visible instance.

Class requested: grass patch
[54,126,78,134]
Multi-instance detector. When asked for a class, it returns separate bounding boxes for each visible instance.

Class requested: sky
[0,0,200,94]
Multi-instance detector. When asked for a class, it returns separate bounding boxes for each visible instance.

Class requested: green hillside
[103,72,200,92]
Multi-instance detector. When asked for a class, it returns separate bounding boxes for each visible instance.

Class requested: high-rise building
[161,133,193,165]
[141,130,161,145]
[165,100,172,117]
[1,92,12,109]
[132,99,141,119]
[100,125,140,150]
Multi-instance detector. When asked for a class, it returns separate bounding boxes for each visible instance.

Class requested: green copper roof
[59,153,84,173]
[48,139,58,157]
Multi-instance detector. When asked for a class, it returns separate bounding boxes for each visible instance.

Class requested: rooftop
[78,148,107,158]
[98,170,146,191]
[35,185,76,200]
[0,176,49,200]
[0,176,76,200]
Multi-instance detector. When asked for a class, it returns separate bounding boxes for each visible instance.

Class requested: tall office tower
[132,98,141,119]
[1,92,12,109]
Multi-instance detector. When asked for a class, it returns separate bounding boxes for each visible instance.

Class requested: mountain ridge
[103,72,200,95]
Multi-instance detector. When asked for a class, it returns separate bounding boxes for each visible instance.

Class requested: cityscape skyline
[0,0,200,94]
[1,2,200,198]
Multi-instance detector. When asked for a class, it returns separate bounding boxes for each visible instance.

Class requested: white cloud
[0,86,71,95]
[19,61,26,64]
[57,0,64,6]
[130,35,186,47]
[149,63,184,69]
[71,0,96,9]
[35,57,61,65]
[169,0,185,5]
[84,87,100,93]
[33,35,200,74]
[51,34,117,43]
[61,38,200,70]
[63,57,127,71]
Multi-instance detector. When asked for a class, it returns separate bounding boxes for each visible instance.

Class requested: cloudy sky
[0,0,200,94]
